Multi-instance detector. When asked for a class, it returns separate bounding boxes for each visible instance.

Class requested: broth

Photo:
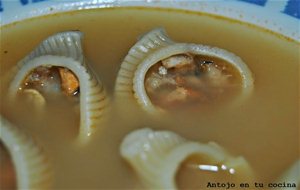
[0,7,299,189]
[176,155,255,189]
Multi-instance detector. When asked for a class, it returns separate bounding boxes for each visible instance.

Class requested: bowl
[0,0,299,41]
[0,0,299,189]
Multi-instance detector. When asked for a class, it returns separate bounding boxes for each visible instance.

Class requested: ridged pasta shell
[22,89,46,111]
[0,115,52,189]
[7,31,109,143]
[4,31,84,87]
[115,28,254,113]
[115,28,173,113]
[120,128,255,189]
[277,160,300,190]
[8,55,108,143]
[25,31,84,63]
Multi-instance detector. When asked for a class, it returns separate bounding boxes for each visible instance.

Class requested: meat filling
[145,54,241,110]
[0,144,16,189]
[22,66,79,101]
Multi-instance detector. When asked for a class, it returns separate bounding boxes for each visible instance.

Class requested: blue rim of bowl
[0,0,299,42]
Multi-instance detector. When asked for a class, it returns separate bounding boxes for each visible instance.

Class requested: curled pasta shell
[0,115,52,189]
[277,160,300,190]
[120,128,255,189]
[8,55,108,143]
[115,28,254,113]
[4,31,84,87]
[115,28,173,112]
[22,89,46,111]
[7,31,108,143]
[24,31,84,63]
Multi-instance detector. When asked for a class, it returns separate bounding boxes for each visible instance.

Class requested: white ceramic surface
[0,0,299,42]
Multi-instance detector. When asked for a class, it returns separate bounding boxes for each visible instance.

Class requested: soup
[0,7,299,189]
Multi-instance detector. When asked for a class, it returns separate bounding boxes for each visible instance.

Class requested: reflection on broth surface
[176,155,254,189]
[0,7,299,189]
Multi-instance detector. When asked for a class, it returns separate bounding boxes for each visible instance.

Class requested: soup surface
[0,7,299,189]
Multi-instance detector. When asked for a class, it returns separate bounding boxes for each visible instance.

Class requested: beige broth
[0,7,299,189]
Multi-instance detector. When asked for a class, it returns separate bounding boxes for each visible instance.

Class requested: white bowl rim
[0,0,299,42]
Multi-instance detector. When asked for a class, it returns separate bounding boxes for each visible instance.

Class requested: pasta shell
[120,128,255,189]
[0,115,52,189]
[277,160,300,190]
[115,28,173,113]
[4,31,84,87]
[24,31,84,63]
[115,28,254,113]
[22,89,46,111]
[7,31,109,143]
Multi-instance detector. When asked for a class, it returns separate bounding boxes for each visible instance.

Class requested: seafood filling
[145,54,242,110]
[0,143,16,189]
[22,66,79,100]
